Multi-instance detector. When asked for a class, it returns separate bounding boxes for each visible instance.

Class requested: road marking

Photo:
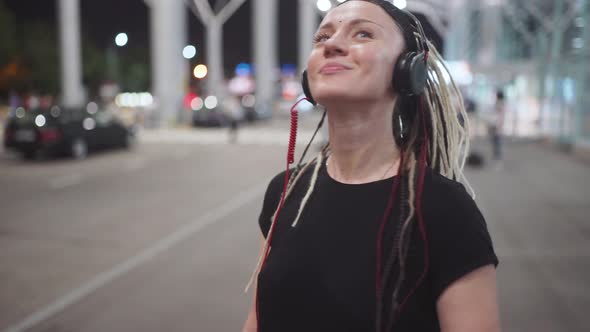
[3,182,266,332]
[49,174,82,190]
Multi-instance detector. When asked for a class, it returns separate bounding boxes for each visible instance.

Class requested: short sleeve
[258,171,286,238]
[425,182,499,301]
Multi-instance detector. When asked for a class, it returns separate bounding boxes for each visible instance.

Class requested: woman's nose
[323,33,348,57]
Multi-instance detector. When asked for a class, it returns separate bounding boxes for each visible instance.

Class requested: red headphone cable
[255,98,308,332]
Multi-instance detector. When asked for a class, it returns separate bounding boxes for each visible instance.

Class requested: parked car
[3,106,136,160]
[191,96,242,128]
[192,108,232,127]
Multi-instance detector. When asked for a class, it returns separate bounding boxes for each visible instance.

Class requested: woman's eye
[313,33,330,44]
[356,31,373,39]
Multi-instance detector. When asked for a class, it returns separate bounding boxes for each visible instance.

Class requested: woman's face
[307,1,405,106]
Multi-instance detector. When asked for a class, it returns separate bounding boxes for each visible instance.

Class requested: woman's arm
[436,265,501,332]
[242,303,257,332]
[242,238,265,332]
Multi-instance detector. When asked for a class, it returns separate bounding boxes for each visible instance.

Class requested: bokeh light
[393,0,407,9]
[193,64,208,79]
[204,96,218,109]
[34,114,46,127]
[316,0,331,12]
[115,33,128,47]
[183,45,197,59]
[191,97,204,111]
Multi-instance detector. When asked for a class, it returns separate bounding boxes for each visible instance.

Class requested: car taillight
[39,128,61,143]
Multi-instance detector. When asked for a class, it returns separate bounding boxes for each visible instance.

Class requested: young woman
[243,1,500,331]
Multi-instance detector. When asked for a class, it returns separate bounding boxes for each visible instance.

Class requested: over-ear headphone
[301,70,316,105]
[301,5,429,105]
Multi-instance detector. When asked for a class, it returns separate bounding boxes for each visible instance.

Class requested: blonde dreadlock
[377,39,474,331]
[245,145,329,293]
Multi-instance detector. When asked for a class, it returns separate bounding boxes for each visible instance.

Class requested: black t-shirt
[257,159,498,332]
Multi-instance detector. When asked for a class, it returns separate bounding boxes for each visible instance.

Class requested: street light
[393,0,407,9]
[193,64,208,79]
[183,45,197,59]
[316,0,331,12]
[109,32,128,90]
[115,33,128,47]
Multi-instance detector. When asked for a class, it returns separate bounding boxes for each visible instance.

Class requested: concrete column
[253,0,278,117]
[58,0,85,108]
[578,0,590,139]
[478,3,501,67]
[206,20,224,99]
[298,0,319,73]
[544,0,565,135]
[150,0,187,127]
[444,0,469,61]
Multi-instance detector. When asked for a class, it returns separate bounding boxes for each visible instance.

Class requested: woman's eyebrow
[317,18,385,31]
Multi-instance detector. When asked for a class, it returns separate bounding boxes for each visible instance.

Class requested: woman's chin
[315,92,364,107]
[314,89,352,103]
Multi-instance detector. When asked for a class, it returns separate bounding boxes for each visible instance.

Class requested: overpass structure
[57,0,589,148]
[57,0,455,127]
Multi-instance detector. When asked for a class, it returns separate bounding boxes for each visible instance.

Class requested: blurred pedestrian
[243,1,499,332]
[224,96,242,144]
[229,118,239,144]
[25,91,40,110]
[489,89,506,168]
[8,89,20,117]
[463,94,486,168]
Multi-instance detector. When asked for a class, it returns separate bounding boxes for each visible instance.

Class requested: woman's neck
[325,100,400,184]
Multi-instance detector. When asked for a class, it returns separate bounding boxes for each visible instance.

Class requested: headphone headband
[371,0,428,57]
[375,1,429,96]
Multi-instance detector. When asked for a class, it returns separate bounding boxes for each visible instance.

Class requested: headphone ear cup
[393,52,427,96]
[393,96,417,147]
[393,52,413,95]
[301,70,317,105]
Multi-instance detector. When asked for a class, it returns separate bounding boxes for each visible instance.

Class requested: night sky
[3,0,301,70]
[3,0,441,72]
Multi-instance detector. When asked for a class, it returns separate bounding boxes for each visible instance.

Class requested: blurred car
[3,106,136,160]
[243,104,272,122]
[192,96,243,127]
[192,108,232,127]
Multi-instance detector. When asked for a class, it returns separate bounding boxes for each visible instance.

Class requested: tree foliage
[0,2,17,66]
[20,22,60,94]
[0,4,149,97]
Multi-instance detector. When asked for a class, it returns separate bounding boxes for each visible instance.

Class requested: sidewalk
[464,139,590,331]
[138,111,327,146]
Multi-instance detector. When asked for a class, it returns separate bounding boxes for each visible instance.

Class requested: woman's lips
[319,63,351,74]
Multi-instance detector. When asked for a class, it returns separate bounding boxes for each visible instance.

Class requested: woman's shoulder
[421,168,488,232]
[422,168,472,205]
[266,162,319,193]
[259,170,288,238]
[258,165,314,237]
[266,169,288,196]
